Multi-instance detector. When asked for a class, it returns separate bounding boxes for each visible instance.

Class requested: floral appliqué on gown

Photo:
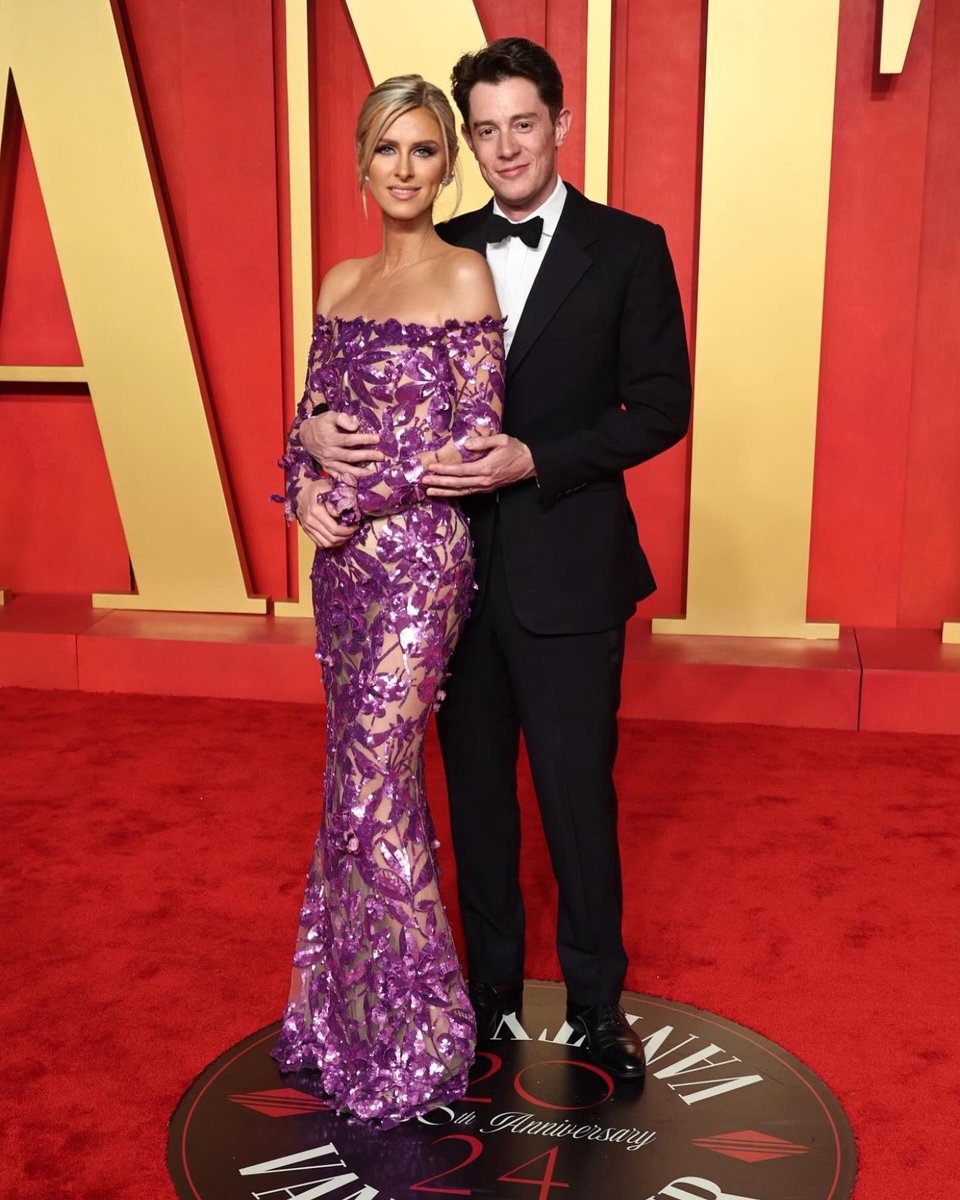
[272,314,505,1124]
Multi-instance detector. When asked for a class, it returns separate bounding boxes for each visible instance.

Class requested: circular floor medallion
[168,982,856,1200]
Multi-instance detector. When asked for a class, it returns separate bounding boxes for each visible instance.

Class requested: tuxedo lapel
[506,186,597,373]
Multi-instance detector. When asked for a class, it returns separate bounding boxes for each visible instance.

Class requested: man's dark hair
[451,37,564,126]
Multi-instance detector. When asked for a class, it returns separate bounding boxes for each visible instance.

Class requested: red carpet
[2,686,958,1199]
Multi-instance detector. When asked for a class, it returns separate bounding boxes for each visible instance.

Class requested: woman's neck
[377,212,443,274]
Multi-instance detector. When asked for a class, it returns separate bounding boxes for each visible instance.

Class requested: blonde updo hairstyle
[356,74,462,215]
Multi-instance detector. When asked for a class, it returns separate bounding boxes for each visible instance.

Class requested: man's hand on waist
[423,434,536,497]
[300,410,384,478]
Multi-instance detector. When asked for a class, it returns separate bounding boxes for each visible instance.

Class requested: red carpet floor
[2,686,958,1199]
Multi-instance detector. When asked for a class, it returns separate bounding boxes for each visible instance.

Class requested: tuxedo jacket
[438,183,691,635]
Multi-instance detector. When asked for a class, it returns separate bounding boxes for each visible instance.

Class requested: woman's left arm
[448,318,505,458]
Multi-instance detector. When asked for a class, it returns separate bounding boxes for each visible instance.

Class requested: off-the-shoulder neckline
[316,312,505,336]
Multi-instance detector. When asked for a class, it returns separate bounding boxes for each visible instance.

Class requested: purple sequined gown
[273,314,505,1124]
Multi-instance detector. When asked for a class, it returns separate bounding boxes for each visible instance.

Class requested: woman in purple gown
[272,76,504,1124]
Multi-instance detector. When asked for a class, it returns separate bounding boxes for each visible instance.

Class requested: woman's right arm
[279,267,361,547]
[278,321,329,527]
[298,260,385,479]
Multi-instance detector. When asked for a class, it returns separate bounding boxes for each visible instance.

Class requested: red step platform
[857,627,960,734]
[2,594,959,732]
[621,621,860,729]
[0,594,321,704]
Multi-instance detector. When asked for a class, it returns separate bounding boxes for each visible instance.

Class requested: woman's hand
[296,477,356,549]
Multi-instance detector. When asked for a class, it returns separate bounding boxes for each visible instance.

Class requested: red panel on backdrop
[542,0,587,194]
[473,1,546,77]
[312,0,381,280]
[808,0,934,626]
[896,0,960,628]
[610,0,705,618]
[0,113,80,365]
[0,395,130,593]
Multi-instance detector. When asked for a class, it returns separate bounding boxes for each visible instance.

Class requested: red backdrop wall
[1,0,957,628]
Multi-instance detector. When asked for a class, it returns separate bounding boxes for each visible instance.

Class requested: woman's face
[366,106,449,221]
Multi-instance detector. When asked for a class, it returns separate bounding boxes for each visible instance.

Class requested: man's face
[463,76,571,220]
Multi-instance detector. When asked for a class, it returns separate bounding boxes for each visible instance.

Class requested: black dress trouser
[436,522,629,1006]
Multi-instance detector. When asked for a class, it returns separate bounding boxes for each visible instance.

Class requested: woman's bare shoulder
[437,247,500,322]
[439,245,493,282]
[316,257,373,315]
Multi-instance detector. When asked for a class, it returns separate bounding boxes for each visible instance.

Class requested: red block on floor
[621,623,861,729]
[76,609,322,704]
[0,594,108,690]
[857,627,960,734]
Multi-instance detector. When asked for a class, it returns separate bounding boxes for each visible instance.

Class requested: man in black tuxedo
[418,39,691,1079]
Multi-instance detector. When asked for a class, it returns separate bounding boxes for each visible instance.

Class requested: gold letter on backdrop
[584,0,612,204]
[881,0,923,73]
[654,1,842,639]
[0,0,263,613]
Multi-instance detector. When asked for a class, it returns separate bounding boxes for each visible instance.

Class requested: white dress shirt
[486,176,567,356]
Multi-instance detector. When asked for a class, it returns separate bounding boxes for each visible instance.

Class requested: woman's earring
[441,175,452,187]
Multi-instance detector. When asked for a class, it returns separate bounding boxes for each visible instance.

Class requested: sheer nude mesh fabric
[273,315,505,1123]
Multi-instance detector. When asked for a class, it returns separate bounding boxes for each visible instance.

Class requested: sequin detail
[272,313,505,1125]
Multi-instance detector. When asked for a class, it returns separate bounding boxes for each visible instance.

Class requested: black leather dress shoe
[566,1002,646,1081]
[469,982,523,1041]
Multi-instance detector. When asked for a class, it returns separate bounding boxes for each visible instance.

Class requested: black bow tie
[485,213,544,249]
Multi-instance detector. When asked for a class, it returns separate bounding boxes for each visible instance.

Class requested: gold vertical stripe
[654,0,841,639]
[286,0,315,387]
[583,0,612,203]
[275,0,317,618]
